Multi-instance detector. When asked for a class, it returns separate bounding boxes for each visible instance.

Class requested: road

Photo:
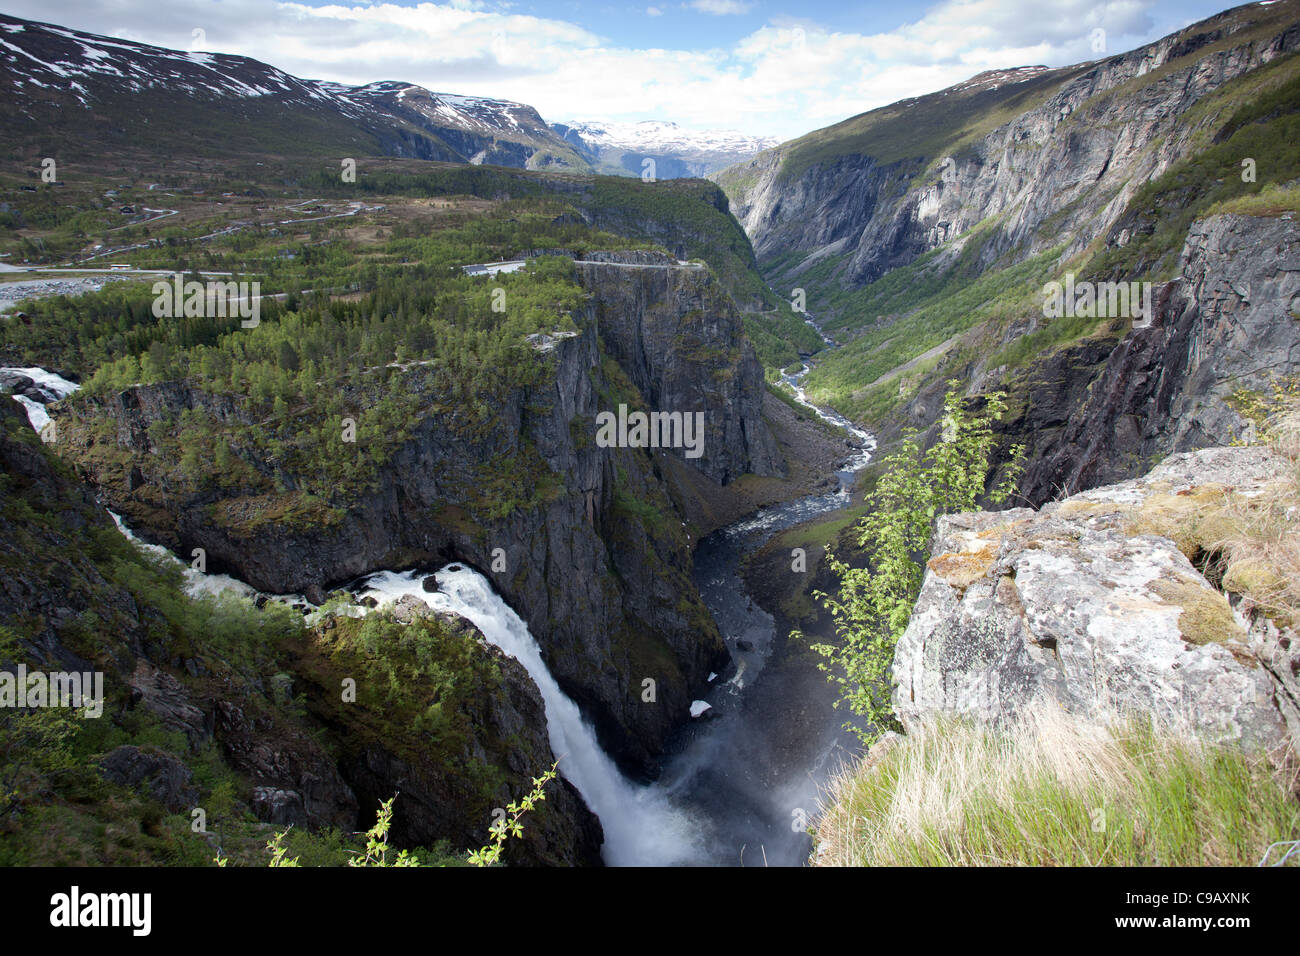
[461,257,705,276]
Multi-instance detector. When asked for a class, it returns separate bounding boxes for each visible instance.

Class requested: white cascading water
[3,366,80,434]
[8,365,702,865]
[780,363,876,474]
[358,566,703,867]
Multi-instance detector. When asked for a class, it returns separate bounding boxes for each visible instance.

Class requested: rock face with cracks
[894,445,1294,753]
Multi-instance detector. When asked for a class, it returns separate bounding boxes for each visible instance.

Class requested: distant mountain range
[0,13,774,179]
[552,120,779,178]
[0,13,580,168]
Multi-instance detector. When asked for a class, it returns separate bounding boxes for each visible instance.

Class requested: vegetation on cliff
[802,387,1022,742]
[0,399,583,866]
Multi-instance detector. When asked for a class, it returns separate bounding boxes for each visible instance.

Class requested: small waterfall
[358,566,703,867]
[3,366,80,433]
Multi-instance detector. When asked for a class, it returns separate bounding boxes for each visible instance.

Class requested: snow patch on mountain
[558,119,778,155]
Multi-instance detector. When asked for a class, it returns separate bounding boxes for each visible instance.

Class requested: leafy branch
[801,384,1024,744]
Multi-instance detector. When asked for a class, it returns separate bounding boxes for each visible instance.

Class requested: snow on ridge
[437,91,527,110]
[2,18,311,103]
[560,119,779,154]
[333,82,533,132]
[2,16,544,127]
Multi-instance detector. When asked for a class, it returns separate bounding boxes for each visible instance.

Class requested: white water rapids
[2,366,80,434]
[780,363,876,476]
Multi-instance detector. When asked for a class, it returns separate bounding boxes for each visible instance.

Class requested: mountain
[0,13,589,169]
[717,0,1300,498]
[551,120,778,178]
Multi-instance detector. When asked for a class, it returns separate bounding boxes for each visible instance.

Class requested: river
[644,350,876,866]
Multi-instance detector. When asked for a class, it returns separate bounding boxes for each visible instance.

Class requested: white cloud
[689,0,754,14]
[0,0,1165,140]
[647,6,664,15]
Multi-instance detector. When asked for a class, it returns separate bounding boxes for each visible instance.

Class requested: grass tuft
[814,708,1300,867]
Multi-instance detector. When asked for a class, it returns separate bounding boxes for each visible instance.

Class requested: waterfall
[358,566,703,867]
[5,364,709,865]
[3,366,80,433]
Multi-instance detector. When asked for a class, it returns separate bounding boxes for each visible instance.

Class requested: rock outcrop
[894,445,1295,754]
[324,605,605,866]
[1012,213,1300,503]
[98,745,200,814]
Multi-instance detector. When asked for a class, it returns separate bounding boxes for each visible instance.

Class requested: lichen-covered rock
[1241,605,1300,757]
[893,445,1291,753]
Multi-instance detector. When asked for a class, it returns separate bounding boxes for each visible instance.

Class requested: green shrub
[802,385,1022,742]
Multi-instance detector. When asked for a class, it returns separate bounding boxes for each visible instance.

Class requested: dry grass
[813,707,1299,867]
[1118,394,1300,631]
[1212,396,1300,629]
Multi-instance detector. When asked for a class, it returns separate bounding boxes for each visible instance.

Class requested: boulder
[250,787,308,827]
[98,745,199,813]
[392,593,431,623]
[893,446,1291,753]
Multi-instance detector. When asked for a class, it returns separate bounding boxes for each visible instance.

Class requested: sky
[2,0,1253,139]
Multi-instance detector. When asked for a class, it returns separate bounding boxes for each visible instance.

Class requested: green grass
[1207,180,1300,218]
[743,309,826,372]
[816,711,1300,866]
[801,245,1061,422]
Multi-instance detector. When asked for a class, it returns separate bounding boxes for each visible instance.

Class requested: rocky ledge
[894,445,1298,755]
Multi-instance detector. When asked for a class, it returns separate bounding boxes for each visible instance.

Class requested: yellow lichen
[1148,574,1249,651]
[928,541,997,590]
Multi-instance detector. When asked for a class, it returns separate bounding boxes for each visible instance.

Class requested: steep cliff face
[1003,213,1300,503]
[576,251,783,483]
[721,2,1300,291]
[58,257,778,778]
[0,395,601,865]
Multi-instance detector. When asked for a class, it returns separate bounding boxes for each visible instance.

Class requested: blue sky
[5,0,1257,139]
